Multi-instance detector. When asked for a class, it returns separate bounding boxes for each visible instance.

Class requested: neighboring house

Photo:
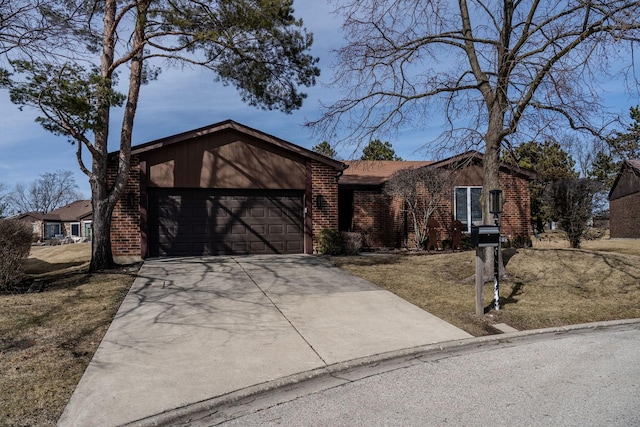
[609,159,640,238]
[339,151,535,249]
[108,120,346,263]
[14,200,93,242]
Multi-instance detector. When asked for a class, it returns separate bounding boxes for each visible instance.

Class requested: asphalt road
[216,324,640,427]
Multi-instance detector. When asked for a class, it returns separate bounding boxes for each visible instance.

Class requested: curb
[125,318,640,426]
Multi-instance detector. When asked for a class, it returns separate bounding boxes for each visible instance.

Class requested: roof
[340,161,433,186]
[126,119,347,171]
[428,150,537,180]
[628,159,640,173]
[15,200,92,222]
[339,151,536,186]
[608,159,640,200]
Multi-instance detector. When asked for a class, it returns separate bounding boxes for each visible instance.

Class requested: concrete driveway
[58,255,471,426]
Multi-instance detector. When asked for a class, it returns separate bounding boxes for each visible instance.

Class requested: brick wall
[353,172,532,249]
[108,156,142,263]
[610,192,640,238]
[351,189,401,248]
[499,172,532,239]
[310,161,339,251]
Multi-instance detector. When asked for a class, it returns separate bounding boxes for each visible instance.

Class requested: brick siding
[498,171,531,239]
[108,156,142,262]
[610,192,640,238]
[352,172,532,249]
[310,161,339,251]
[351,190,402,248]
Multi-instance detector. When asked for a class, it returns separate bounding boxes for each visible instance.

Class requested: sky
[0,1,638,198]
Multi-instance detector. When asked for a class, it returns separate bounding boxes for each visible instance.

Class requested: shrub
[460,235,473,250]
[0,219,32,290]
[582,227,605,241]
[504,235,533,248]
[341,232,363,255]
[544,178,600,248]
[318,229,343,255]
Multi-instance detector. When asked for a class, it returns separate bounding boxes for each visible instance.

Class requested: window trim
[454,186,483,232]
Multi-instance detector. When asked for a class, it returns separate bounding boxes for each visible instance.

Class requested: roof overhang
[118,119,347,172]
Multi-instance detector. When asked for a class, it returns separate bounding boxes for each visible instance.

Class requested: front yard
[2,234,639,425]
[333,234,640,336]
[0,243,137,426]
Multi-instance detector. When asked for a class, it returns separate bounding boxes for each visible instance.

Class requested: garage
[148,188,304,256]
[106,120,347,262]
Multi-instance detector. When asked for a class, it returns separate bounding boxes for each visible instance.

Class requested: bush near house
[341,232,363,255]
[0,219,32,290]
[318,228,343,255]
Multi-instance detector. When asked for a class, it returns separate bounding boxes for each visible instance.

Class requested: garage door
[148,189,304,256]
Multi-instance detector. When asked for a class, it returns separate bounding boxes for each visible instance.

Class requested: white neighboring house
[13,200,93,243]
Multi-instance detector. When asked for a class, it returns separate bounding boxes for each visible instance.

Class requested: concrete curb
[124,318,640,426]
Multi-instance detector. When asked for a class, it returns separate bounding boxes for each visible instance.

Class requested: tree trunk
[90,196,116,271]
[482,116,504,280]
[87,0,146,271]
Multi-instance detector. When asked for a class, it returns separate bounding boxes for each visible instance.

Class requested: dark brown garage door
[148,189,304,256]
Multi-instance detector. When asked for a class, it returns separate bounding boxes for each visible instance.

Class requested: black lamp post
[489,189,502,310]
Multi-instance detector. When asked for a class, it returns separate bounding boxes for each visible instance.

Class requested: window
[71,223,80,237]
[83,221,92,241]
[45,223,61,239]
[454,187,482,232]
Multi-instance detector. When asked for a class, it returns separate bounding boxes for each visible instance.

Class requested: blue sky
[1,1,638,198]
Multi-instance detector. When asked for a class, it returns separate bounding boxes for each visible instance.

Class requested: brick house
[14,200,93,242]
[108,120,346,263]
[339,151,535,249]
[609,159,640,238]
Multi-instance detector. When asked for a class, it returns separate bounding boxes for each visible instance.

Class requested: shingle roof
[339,151,537,186]
[43,200,92,222]
[340,161,433,186]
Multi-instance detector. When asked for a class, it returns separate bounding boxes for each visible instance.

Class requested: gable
[139,128,308,189]
[128,120,346,191]
[609,161,640,201]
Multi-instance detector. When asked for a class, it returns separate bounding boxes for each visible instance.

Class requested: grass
[2,232,639,425]
[332,233,640,337]
[0,244,136,427]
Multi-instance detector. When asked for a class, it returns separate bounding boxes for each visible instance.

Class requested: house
[15,200,93,242]
[108,121,535,262]
[108,120,346,263]
[609,159,640,238]
[339,151,535,249]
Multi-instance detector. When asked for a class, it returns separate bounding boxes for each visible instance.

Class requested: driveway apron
[58,255,471,426]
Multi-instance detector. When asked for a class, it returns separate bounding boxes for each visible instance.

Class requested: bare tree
[2,0,320,270]
[309,0,640,230]
[8,170,83,214]
[0,182,10,217]
[384,167,452,249]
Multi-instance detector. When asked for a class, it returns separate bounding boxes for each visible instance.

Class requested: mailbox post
[489,190,503,311]
[471,225,500,314]
[471,189,503,314]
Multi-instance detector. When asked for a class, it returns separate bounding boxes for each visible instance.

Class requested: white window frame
[70,222,80,237]
[83,220,93,241]
[454,186,483,232]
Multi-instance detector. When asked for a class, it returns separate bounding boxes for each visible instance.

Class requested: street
[217,324,640,426]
